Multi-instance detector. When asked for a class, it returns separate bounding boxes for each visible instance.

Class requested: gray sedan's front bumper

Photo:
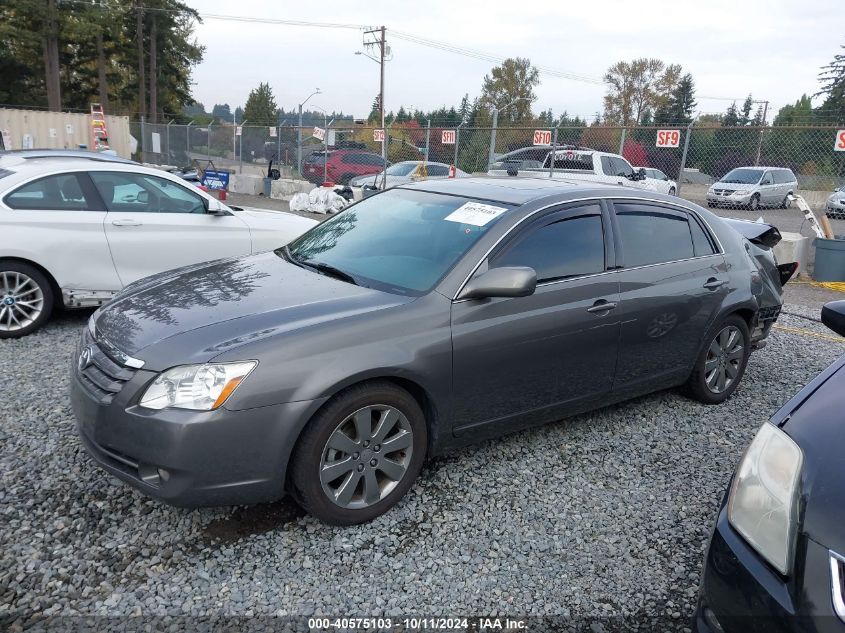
[70,356,323,507]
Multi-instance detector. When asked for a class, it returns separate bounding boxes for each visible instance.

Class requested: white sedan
[0,155,316,337]
[636,167,677,196]
[349,161,469,188]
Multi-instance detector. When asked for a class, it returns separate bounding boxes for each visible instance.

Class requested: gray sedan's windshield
[283,189,513,295]
[720,168,763,184]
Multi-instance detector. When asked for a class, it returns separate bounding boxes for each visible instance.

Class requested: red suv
[302,150,387,184]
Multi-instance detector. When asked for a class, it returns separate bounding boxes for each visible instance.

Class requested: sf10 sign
[441,130,456,145]
[533,130,552,146]
[655,129,681,148]
[373,129,385,142]
[836,129,845,152]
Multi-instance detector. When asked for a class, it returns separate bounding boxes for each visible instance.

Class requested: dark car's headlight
[728,423,803,575]
[139,361,257,411]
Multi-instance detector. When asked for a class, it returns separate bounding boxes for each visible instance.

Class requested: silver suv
[707,167,797,211]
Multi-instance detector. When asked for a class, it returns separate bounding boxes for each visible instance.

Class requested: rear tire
[0,261,54,338]
[684,315,750,404]
[289,381,428,525]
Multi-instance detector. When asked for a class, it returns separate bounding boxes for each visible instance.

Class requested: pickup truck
[488,145,661,192]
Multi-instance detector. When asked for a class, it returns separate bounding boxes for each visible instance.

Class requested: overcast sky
[189,0,844,123]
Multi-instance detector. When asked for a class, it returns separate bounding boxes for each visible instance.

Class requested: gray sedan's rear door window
[614,203,695,266]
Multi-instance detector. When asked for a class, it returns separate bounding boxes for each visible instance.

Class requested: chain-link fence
[131,121,845,201]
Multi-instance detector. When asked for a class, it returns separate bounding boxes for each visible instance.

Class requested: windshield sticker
[444,202,508,226]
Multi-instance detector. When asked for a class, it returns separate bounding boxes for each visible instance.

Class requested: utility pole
[364,26,388,180]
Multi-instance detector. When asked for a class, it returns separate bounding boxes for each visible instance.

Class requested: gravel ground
[1,303,843,631]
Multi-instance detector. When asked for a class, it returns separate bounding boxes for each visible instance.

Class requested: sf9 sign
[835,130,845,152]
[656,129,681,148]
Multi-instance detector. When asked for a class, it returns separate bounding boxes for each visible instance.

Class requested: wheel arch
[0,256,61,309]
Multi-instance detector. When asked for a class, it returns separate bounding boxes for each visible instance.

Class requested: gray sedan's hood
[94,252,411,366]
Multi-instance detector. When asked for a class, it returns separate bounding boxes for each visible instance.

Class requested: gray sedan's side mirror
[459,266,537,300]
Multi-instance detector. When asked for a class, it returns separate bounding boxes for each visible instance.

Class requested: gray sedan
[71,178,790,524]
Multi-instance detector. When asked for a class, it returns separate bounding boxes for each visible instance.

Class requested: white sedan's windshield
[283,189,513,295]
[385,163,418,176]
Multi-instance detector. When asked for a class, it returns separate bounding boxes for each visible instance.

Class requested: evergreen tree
[816,43,845,120]
[243,82,278,125]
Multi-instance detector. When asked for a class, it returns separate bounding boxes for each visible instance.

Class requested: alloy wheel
[749,195,760,211]
[319,405,414,509]
[0,271,44,332]
[704,325,744,394]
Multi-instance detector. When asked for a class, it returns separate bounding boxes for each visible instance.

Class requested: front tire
[684,315,750,404]
[668,186,676,196]
[748,194,761,212]
[289,381,428,525]
[0,261,54,338]
[781,194,792,209]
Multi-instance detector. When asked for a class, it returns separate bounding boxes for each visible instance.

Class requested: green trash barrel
[813,237,845,282]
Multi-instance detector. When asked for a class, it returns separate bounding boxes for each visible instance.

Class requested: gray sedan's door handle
[587,300,618,314]
[703,278,727,289]
[111,219,142,227]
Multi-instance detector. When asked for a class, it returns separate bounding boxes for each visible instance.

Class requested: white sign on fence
[151,132,161,154]
[235,126,243,136]
[269,127,277,137]
[65,124,73,135]
[313,126,326,141]
[441,129,456,144]
[656,129,681,148]
[22,133,34,149]
[533,130,552,145]
[835,129,845,152]
[48,128,57,138]
[373,129,385,142]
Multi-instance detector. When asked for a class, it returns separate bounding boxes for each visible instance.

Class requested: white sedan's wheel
[0,263,54,338]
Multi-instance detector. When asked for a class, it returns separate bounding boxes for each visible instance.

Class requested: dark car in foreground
[71,177,793,524]
[696,300,845,633]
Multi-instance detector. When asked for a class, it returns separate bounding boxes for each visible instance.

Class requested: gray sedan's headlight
[139,361,257,411]
[728,423,803,575]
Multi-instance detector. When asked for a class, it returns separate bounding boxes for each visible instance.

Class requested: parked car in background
[695,300,845,633]
[302,149,387,185]
[826,185,845,220]
[636,166,677,195]
[488,145,658,192]
[706,167,797,211]
[0,154,316,337]
[349,161,469,188]
[72,177,793,525]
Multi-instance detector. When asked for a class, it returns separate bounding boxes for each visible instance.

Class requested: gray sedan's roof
[399,176,617,205]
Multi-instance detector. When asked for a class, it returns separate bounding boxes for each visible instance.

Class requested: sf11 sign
[373,129,385,143]
[836,130,845,152]
[441,130,456,145]
[533,130,552,146]
[313,127,326,142]
[656,129,681,148]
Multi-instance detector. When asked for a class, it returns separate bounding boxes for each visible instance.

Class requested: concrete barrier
[773,231,810,276]
[228,174,264,195]
[270,178,316,201]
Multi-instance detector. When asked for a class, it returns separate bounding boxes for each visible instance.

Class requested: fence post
[277,126,281,165]
[676,121,694,197]
[139,115,145,161]
[618,127,627,156]
[166,119,173,164]
[425,119,430,163]
[454,123,464,169]
[239,120,248,174]
[186,121,193,158]
[207,123,211,162]
[548,127,559,178]
[488,108,499,168]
